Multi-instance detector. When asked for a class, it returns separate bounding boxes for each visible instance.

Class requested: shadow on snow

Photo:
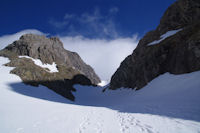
[8,80,200,123]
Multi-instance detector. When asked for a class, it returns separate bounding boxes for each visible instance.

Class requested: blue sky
[0,0,176,38]
[0,0,177,80]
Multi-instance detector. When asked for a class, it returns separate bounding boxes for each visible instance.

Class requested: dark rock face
[0,34,100,101]
[110,0,200,90]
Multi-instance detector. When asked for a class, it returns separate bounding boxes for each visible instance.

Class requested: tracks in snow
[117,112,158,133]
[78,109,104,133]
[78,109,159,133]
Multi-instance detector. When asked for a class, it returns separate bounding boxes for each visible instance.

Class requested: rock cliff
[110,0,200,90]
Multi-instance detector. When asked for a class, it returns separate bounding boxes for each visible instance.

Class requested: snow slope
[0,56,200,133]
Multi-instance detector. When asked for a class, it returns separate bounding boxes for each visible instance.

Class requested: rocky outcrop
[109,0,200,90]
[0,34,100,100]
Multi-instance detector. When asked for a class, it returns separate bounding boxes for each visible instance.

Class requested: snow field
[0,56,200,133]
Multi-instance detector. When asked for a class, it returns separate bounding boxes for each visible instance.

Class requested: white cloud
[60,35,138,81]
[0,29,45,50]
[0,29,138,81]
[49,19,69,29]
[64,14,76,20]
[49,7,119,38]
[109,7,119,14]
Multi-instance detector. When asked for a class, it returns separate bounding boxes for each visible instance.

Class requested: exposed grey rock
[2,34,100,84]
[0,34,100,100]
[109,0,200,90]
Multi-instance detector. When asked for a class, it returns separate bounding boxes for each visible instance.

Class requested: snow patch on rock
[19,56,58,73]
[148,29,182,46]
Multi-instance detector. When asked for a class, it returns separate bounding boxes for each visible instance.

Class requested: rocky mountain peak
[0,34,101,101]
[157,0,200,34]
[137,0,200,49]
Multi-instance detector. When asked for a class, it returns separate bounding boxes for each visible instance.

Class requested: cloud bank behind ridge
[60,35,138,81]
[0,29,138,81]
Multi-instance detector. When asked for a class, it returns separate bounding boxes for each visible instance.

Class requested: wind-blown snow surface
[0,56,200,133]
[18,56,58,73]
[148,29,182,46]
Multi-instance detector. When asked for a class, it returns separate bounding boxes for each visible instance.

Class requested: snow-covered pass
[19,56,59,73]
[148,29,182,46]
[0,56,200,133]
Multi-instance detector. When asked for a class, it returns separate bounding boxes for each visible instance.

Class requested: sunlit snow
[98,80,108,87]
[0,56,200,133]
